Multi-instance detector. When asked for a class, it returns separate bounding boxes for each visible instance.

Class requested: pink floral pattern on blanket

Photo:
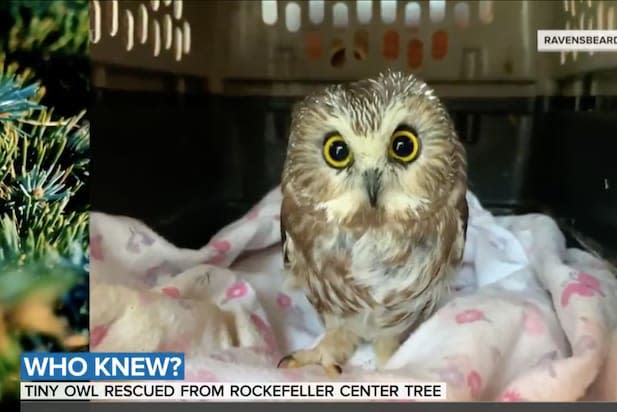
[561,272,605,307]
[455,309,489,324]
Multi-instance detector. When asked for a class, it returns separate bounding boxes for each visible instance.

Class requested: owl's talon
[277,354,343,377]
[325,364,343,377]
[277,355,299,369]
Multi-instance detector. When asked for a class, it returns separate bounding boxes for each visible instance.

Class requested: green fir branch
[0,0,90,401]
[0,58,89,399]
[2,0,90,56]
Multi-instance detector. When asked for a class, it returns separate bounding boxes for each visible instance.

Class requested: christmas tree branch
[0,53,89,400]
[1,0,89,57]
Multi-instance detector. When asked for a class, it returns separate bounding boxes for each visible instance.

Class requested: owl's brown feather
[278,71,468,373]
[281,195,376,316]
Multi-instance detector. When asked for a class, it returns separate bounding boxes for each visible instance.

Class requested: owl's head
[282,71,467,224]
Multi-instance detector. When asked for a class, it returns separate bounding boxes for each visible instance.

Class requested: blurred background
[0,0,89,402]
[90,0,617,268]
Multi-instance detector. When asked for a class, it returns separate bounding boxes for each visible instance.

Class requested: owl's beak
[363,168,382,208]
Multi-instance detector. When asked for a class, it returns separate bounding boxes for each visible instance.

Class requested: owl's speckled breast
[300,220,456,340]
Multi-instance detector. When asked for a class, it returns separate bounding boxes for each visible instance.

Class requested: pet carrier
[89,0,617,264]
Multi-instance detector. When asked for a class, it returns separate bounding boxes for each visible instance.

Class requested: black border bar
[19,401,617,412]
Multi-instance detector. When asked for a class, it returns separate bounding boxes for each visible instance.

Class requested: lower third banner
[21,382,447,401]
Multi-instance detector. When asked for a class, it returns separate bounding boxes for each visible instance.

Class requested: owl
[277,71,468,376]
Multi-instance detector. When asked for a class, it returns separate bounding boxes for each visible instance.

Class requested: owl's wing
[447,190,468,266]
[279,197,310,291]
[279,195,373,314]
[458,193,469,244]
[425,188,468,281]
[280,215,290,271]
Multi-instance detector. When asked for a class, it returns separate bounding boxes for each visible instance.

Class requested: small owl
[278,71,468,376]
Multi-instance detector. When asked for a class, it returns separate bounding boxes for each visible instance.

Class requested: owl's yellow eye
[389,128,420,163]
[323,133,353,169]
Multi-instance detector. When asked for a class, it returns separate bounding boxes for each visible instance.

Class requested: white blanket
[89,188,617,401]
